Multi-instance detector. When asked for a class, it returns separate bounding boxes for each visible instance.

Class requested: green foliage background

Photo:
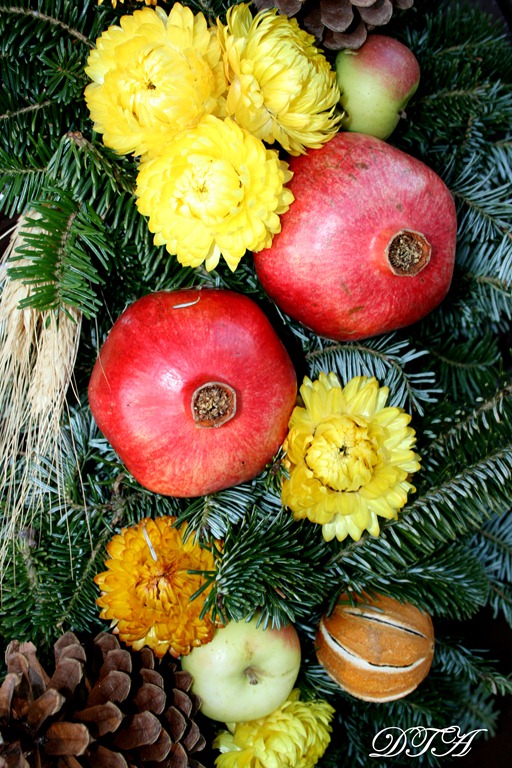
[0,0,511,765]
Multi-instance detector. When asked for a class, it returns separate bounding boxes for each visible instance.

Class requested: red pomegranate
[88,289,297,497]
[254,132,457,341]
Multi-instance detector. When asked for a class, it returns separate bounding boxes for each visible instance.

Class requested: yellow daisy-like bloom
[135,114,294,272]
[214,689,335,768]
[282,373,421,542]
[94,516,219,658]
[98,0,156,7]
[84,4,227,157]
[217,3,340,156]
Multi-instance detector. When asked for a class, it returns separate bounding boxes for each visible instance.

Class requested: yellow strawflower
[282,373,421,542]
[217,3,340,155]
[214,689,335,768]
[135,114,294,272]
[98,0,156,7]
[94,516,219,657]
[84,4,227,157]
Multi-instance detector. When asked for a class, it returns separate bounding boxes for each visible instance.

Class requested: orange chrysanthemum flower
[95,516,219,657]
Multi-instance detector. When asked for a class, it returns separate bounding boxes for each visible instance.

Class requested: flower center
[136,553,202,610]
[175,158,243,222]
[136,563,177,607]
[305,415,379,492]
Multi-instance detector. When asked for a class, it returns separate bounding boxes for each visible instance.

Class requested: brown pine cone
[253,0,415,50]
[0,631,206,768]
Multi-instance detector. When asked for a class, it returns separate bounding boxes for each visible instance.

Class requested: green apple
[180,615,301,723]
[335,34,420,140]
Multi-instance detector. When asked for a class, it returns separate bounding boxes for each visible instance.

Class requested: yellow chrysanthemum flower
[84,4,227,157]
[98,0,156,7]
[214,689,334,768]
[282,373,421,542]
[135,114,294,272]
[94,516,219,657]
[217,3,340,155]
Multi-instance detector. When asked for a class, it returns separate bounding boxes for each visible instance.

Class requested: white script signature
[369,725,488,758]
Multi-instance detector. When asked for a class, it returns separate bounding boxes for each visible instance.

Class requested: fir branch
[492,139,512,180]
[455,686,499,739]
[420,332,502,401]
[20,403,147,527]
[176,484,260,541]
[487,580,512,627]
[0,537,50,645]
[0,139,53,217]
[50,511,114,633]
[469,508,512,583]
[468,509,512,625]
[203,507,333,627]
[391,442,512,544]
[333,545,490,621]
[423,381,511,454]
[48,132,137,203]
[459,233,512,297]
[393,0,512,229]
[0,5,93,46]
[328,386,512,579]
[193,257,268,299]
[0,510,107,651]
[0,99,53,121]
[450,154,512,244]
[298,661,346,703]
[43,136,208,302]
[37,50,91,100]
[304,334,439,415]
[396,0,511,63]
[1,1,511,755]
[0,0,101,217]
[433,639,512,696]
[7,190,112,317]
[412,145,512,338]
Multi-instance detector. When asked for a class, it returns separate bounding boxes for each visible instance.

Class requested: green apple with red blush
[181,615,301,723]
[336,34,421,139]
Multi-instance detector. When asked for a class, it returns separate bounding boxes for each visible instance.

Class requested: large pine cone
[253,0,415,49]
[0,631,206,768]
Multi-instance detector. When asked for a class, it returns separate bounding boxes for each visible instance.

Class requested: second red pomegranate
[88,289,297,497]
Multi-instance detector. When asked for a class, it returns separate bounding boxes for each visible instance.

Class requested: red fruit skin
[336,35,421,139]
[346,35,420,104]
[88,289,297,497]
[254,132,457,341]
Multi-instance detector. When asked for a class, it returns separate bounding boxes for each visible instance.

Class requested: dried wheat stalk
[0,215,82,576]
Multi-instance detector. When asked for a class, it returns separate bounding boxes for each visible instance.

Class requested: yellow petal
[135,115,293,272]
[94,517,220,657]
[282,374,421,541]
[218,3,340,155]
[84,4,228,157]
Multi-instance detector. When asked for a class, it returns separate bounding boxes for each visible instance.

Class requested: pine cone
[0,631,206,768]
[253,0,415,50]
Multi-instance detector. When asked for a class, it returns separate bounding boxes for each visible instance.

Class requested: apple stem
[191,381,237,428]
[385,229,431,277]
[245,667,259,685]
